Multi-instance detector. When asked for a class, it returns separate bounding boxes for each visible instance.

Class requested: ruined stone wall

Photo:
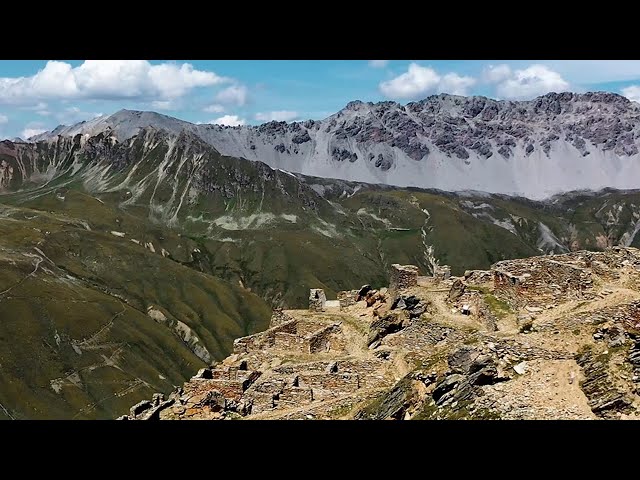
[389,264,419,298]
[308,324,346,353]
[269,309,296,328]
[277,386,314,407]
[337,290,359,309]
[273,361,336,375]
[309,289,327,311]
[298,372,360,398]
[244,378,286,414]
[189,378,245,401]
[493,257,593,308]
[233,320,299,354]
[273,332,310,353]
[336,359,389,389]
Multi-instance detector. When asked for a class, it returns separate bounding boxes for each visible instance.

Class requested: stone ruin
[309,289,326,311]
[489,247,640,309]
[446,278,497,331]
[463,269,493,285]
[337,290,359,309]
[492,256,594,308]
[269,308,296,328]
[233,317,346,356]
[389,264,419,298]
[434,265,451,281]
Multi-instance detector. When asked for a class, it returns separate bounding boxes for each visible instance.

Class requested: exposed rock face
[368,312,405,346]
[576,348,634,418]
[354,371,436,420]
[28,92,640,199]
[447,279,466,303]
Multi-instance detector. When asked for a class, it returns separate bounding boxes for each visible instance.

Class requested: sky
[2,60,640,139]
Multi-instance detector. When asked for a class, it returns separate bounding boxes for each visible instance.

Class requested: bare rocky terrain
[29,92,640,199]
[123,247,640,420]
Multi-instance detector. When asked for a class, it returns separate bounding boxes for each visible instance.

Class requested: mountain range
[30,91,640,199]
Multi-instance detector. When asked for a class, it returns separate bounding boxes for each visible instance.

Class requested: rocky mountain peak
[25,91,640,200]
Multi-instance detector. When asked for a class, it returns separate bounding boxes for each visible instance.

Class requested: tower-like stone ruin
[309,289,327,311]
[389,264,419,298]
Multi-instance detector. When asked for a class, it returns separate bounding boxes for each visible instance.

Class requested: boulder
[433,374,465,404]
[357,285,372,298]
[368,312,404,346]
[447,279,466,303]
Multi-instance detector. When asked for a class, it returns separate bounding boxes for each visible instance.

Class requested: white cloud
[151,100,175,110]
[210,115,246,126]
[379,63,476,99]
[254,110,298,122]
[203,103,225,113]
[483,64,512,83]
[0,114,7,124]
[495,64,570,100]
[22,128,46,138]
[215,84,248,106]
[0,60,228,105]
[369,60,389,68]
[622,85,640,103]
[439,73,477,96]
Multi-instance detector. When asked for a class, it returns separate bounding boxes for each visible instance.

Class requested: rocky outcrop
[354,371,436,420]
[368,312,405,347]
[576,348,634,418]
[447,279,466,303]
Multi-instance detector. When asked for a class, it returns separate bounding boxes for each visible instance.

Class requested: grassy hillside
[0,196,270,419]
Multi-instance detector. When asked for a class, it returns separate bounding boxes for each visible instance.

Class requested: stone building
[389,264,419,298]
[309,289,327,311]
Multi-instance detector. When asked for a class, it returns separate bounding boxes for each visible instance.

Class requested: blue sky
[2,60,640,139]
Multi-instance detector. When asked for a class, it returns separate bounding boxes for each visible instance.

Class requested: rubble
[120,248,640,421]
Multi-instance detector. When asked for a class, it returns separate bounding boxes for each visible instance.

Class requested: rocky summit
[123,248,640,421]
[30,92,640,199]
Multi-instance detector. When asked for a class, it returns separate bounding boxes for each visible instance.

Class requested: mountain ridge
[27,91,640,200]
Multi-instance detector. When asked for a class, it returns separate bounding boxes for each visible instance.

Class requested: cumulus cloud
[254,110,298,122]
[0,60,228,105]
[22,128,46,138]
[483,64,512,83]
[21,122,47,139]
[210,115,246,126]
[494,64,570,100]
[439,73,477,96]
[369,60,389,68]
[215,84,249,106]
[621,85,640,103]
[0,114,7,124]
[203,103,225,113]
[379,63,476,99]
